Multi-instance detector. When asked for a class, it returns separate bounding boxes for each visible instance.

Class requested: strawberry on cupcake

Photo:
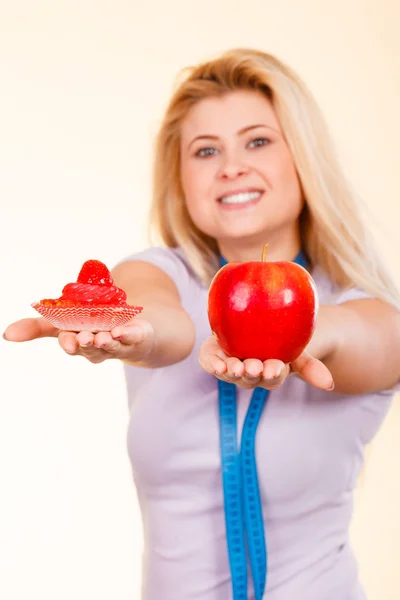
[32,259,142,332]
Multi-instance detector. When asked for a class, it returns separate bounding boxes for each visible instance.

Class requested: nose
[217,152,249,180]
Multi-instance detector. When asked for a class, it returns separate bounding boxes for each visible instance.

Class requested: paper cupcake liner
[32,303,143,332]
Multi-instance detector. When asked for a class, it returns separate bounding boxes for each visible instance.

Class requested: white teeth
[220,191,262,204]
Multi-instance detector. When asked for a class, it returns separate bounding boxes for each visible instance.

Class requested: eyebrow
[187,123,279,150]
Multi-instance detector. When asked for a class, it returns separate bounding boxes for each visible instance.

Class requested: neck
[217,227,302,263]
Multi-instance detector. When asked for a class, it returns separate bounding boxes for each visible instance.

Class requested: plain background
[1,1,399,598]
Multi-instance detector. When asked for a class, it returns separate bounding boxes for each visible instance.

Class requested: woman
[4,48,400,599]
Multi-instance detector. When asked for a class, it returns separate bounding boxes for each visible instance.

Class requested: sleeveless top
[121,246,395,600]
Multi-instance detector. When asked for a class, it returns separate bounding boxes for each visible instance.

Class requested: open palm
[199,335,334,391]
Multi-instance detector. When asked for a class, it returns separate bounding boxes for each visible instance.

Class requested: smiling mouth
[218,190,264,205]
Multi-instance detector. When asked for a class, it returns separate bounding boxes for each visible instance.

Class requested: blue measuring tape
[218,250,308,599]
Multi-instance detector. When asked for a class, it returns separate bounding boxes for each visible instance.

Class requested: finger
[212,359,228,377]
[76,331,95,348]
[73,330,119,358]
[291,351,334,391]
[59,336,108,363]
[58,331,80,355]
[92,331,121,353]
[225,357,245,379]
[75,331,118,355]
[262,359,285,380]
[3,317,59,342]
[199,335,229,375]
[262,360,289,385]
[111,324,145,346]
[200,335,229,359]
[243,358,264,378]
[214,357,243,383]
[241,358,264,385]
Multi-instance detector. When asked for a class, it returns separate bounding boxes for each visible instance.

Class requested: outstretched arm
[4,261,195,369]
[199,299,400,395]
[309,298,400,394]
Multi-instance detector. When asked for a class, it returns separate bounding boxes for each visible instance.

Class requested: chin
[225,221,272,237]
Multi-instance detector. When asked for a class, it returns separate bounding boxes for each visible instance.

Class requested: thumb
[290,350,334,391]
[3,317,59,342]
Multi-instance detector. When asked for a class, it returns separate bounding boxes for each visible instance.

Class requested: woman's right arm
[3,260,196,369]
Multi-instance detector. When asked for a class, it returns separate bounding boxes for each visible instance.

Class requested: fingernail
[273,368,283,380]
[327,381,335,391]
[2,331,8,340]
[265,365,283,380]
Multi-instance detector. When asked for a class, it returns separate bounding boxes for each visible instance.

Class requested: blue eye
[195,147,218,158]
[248,137,270,148]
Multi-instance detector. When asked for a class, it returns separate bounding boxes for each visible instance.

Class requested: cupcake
[32,259,143,332]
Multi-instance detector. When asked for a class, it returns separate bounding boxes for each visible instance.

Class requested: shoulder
[117,245,205,308]
[311,264,373,305]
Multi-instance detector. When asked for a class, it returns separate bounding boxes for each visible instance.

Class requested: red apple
[207,245,318,363]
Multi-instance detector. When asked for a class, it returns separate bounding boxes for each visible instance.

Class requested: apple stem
[262,243,269,262]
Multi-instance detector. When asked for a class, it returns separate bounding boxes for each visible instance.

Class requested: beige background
[0,1,399,598]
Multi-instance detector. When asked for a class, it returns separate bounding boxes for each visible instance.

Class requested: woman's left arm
[310,299,400,395]
[199,299,400,395]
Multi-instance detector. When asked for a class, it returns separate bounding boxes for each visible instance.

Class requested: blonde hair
[149,48,399,306]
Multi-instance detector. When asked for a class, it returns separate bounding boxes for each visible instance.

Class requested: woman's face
[179,90,304,257]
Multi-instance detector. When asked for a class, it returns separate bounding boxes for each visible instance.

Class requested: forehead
[180,90,281,139]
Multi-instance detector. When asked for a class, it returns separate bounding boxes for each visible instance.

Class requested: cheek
[181,162,200,200]
[181,161,214,209]
[180,164,210,228]
[279,152,300,188]
[268,152,303,204]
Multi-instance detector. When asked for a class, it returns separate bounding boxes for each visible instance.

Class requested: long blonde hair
[149,48,399,306]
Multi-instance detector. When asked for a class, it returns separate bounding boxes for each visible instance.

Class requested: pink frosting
[60,282,127,306]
